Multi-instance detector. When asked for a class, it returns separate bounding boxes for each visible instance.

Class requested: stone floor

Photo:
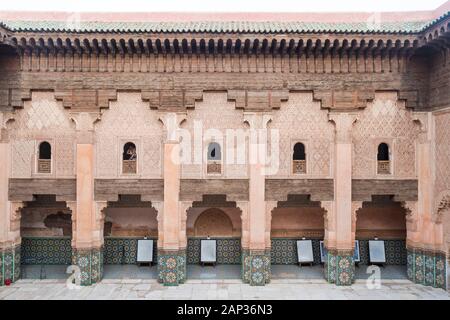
[0,278,448,300]
[21,264,408,280]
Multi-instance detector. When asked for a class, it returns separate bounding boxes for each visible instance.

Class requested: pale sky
[0,0,447,12]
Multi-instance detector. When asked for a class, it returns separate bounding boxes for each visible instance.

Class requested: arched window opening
[37,141,51,173]
[122,142,137,174]
[292,143,306,174]
[377,143,391,174]
[207,142,222,174]
[207,142,221,161]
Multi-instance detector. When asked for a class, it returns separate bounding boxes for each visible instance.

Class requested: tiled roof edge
[0,13,448,35]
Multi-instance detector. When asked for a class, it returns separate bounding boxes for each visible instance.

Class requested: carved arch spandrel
[401,201,419,232]
[66,201,77,247]
[8,201,24,244]
[435,192,450,225]
[351,201,364,235]
[320,200,335,248]
[265,201,277,249]
[179,201,191,249]
[152,201,164,248]
[236,201,249,249]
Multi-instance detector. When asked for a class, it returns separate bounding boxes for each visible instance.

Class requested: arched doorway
[186,195,242,279]
[355,195,407,280]
[20,195,73,279]
[270,195,325,279]
[102,195,159,279]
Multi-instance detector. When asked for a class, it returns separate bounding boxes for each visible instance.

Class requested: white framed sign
[297,240,314,263]
[369,240,386,263]
[137,239,153,263]
[354,240,361,263]
[201,239,217,263]
[319,240,327,263]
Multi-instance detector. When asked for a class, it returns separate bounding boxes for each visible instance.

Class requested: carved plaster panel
[7,92,76,178]
[95,92,163,178]
[180,92,248,179]
[269,92,333,178]
[352,92,421,179]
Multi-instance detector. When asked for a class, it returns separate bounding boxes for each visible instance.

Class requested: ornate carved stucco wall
[268,92,333,178]
[352,92,421,179]
[434,110,450,253]
[104,207,158,237]
[95,92,163,179]
[180,92,247,178]
[8,92,76,178]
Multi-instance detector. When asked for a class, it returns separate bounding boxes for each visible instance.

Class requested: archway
[270,195,325,279]
[102,195,159,279]
[186,195,242,280]
[193,208,234,237]
[355,195,407,280]
[20,195,73,280]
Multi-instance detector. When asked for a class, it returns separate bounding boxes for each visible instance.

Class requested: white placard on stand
[354,240,361,263]
[201,239,217,263]
[137,239,154,263]
[297,240,314,263]
[369,240,386,263]
[319,241,327,263]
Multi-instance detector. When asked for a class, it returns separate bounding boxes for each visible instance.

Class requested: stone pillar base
[72,247,103,286]
[157,249,186,286]
[407,248,446,289]
[242,249,271,286]
[0,245,21,286]
[324,249,355,286]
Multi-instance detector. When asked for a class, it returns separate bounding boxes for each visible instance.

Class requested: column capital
[412,111,431,143]
[328,112,358,143]
[70,112,101,144]
[158,111,187,142]
[243,112,272,129]
[0,112,11,142]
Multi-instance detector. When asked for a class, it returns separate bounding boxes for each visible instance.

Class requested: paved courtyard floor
[1,278,448,300]
[21,264,408,280]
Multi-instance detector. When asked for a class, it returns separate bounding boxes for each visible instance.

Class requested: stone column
[406,113,446,289]
[0,115,22,286]
[157,112,186,286]
[241,113,271,286]
[326,113,357,286]
[70,112,103,286]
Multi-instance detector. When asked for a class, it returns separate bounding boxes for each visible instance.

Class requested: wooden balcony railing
[293,160,306,174]
[37,159,51,173]
[377,160,391,174]
[207,161,222,174]
[122,160,137,174]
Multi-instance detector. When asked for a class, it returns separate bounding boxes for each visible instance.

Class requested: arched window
[292,143,306,174]
[39,141,51,160]
[293,143,306,161]
[377,143,389,161]
[122,142,137,174]
[37,141,51,173]
[207,142,221,161]
[377,143,391,174]
[207,142,222,174]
